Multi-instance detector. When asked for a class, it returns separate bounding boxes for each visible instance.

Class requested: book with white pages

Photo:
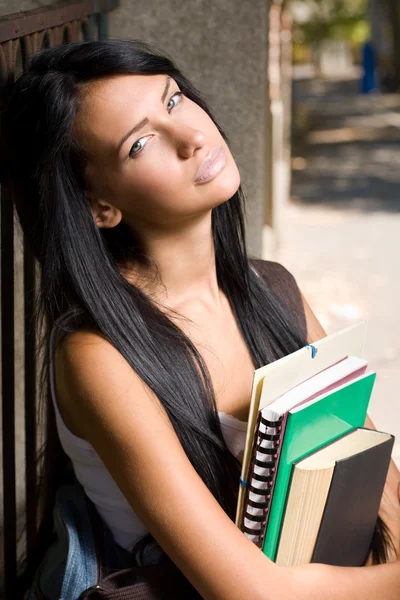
[236,321,367,527]
[241,355,368,546]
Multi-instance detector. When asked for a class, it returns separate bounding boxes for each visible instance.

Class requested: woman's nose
[170,122,206,158]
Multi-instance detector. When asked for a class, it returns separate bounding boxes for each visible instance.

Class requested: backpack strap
[249,259,307,340]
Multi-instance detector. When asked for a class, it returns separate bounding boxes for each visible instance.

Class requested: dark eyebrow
[161,75,171,103]
[117,76,171,154]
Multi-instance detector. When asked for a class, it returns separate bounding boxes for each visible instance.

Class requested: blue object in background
[361,41,378,94]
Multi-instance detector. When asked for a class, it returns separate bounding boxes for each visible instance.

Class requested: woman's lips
[194,146,227,184]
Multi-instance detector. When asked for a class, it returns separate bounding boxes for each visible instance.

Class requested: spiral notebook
[241,356,368,546]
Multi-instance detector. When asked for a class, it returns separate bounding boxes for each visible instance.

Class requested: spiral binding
[241,413,283,547]
[241,343,318,545]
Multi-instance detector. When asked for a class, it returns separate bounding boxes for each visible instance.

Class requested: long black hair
[0,39,392,593]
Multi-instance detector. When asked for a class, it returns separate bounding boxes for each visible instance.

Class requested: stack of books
[236,322,394,567]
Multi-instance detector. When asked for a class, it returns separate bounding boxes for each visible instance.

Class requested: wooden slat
[1,186,17,596]
[24,246,37,555]
[0,0,118,43]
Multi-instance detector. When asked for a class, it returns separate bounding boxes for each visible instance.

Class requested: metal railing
[0,2,118,597]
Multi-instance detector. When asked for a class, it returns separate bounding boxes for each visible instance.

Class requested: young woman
[2,39,399,599]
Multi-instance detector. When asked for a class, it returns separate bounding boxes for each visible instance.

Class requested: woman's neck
[123,212,223,310]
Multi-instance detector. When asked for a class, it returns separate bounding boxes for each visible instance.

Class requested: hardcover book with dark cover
[311,435,394,566]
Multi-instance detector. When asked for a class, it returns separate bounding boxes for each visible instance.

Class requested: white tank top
[49,318,248,552]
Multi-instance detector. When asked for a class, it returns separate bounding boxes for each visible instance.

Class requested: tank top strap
[48,309,90,446]
[249,259,307,339]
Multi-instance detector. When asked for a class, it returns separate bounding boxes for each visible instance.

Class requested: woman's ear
[88,195,122,229]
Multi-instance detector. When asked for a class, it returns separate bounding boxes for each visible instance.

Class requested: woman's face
[74,74,241,231]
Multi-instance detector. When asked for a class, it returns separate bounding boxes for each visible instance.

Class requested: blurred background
[263,0,400,467]
[0,0,400,594]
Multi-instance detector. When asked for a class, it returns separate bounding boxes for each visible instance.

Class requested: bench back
[0,3,118,597]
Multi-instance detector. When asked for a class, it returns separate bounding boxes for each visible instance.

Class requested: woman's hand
[376,467,400,562]
[363,414,400,564]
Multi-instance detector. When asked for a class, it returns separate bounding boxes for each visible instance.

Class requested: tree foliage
[290,0,368,46]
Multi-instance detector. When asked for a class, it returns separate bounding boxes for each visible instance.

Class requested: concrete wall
[108,0,269,257]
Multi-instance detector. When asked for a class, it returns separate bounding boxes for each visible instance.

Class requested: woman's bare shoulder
[54,326,139,437]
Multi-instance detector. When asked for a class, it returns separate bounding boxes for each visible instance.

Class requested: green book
[262,372,376,560]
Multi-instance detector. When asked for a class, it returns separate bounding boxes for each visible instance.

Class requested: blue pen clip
[305,343,318,359]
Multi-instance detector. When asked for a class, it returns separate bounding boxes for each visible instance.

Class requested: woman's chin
[211,166,241,205]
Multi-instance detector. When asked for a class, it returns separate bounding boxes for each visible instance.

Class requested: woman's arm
[57,329,301,600]
[301,291,400,562]
[57,328,400,600]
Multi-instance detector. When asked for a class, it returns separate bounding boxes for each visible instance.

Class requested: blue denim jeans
[28,483,132,600]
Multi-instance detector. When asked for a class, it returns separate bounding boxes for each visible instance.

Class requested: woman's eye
[167,91,182,112]
[129,137,149,157]
[128,92,182,158]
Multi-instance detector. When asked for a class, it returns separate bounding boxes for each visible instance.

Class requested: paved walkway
[272,76,400,465]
